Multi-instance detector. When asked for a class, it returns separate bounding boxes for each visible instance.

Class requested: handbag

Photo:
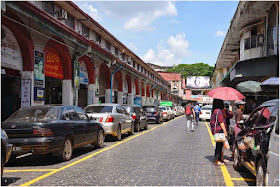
[213,110,226,142]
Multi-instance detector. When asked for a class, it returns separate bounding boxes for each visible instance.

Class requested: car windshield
[159,107,166,111]
[202,107,212,111]
[122,106,133,114]
[84,106,113,113]
[5,107,59,123]
[143,106,157,112]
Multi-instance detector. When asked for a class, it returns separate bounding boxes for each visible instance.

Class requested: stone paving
[2,116,255,186]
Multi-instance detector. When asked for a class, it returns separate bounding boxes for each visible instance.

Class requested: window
[84,106,113,113]
[43,1,54,16]
[82,24,89,38]
[74,107,88,121]
[64,107,80,121]
[122,53,125,61]
[116,106,124,114]
[115,48,119,56]
[65,14,74,29]
[137,64,140,71]
[96,33,101,43]
[106,41,111,51]
[141,66,143,73]
[133,61,135,68]
[244,27,263,50]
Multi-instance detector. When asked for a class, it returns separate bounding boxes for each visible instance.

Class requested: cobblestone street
[2,116,255,186]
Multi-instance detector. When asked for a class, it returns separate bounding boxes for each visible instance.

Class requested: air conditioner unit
[58,9,67,20]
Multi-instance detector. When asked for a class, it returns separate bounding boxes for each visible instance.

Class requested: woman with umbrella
[207,87,245,166]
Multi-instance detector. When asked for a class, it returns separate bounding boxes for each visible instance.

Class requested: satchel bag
[213,110,226,142]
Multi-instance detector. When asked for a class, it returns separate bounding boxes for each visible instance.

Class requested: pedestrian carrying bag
[185,106,192,115]
[213,110,226,142]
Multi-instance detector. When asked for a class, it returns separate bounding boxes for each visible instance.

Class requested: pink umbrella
[206,87,245,101]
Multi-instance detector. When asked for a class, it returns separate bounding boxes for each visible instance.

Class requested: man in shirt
[194,102,201,125]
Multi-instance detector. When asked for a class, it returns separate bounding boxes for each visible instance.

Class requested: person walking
[210,99,227,166]
[185,101,195,132]
[194,102,201,125]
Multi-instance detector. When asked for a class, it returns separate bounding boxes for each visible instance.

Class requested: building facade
[1,1,182,121]
[210,1,279,92]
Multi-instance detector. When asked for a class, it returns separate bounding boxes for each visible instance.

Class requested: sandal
[223,159,230,163]
[214,161,225,166]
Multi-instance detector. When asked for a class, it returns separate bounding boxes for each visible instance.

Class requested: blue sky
[74,1,239,67]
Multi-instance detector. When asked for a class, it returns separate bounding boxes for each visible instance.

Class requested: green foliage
[166,63,214,77]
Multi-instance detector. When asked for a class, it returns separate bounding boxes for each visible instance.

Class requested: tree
[166,63,214,77]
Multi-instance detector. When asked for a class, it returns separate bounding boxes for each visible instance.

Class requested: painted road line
[20,116,184,186]
[4,169,57,173]
[231,178,256,182]
[204,121,234,186]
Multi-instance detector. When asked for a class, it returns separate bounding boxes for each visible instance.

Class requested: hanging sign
[34,87,45,101]
[79,61,89,85]
[73,61,80,89]
[45,48,64,79]
[21,79,31,107]
[1,25,23,71]
[34,50,44,87]
[134,96,141,106]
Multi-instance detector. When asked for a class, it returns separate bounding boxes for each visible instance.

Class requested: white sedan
[199,105,212,121]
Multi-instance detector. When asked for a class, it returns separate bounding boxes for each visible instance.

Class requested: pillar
[87,84,95,105]
[117,91,123,105]
[21,71,37,106]
[62,80,73,105]
[128,93,134,105]
[105,89,111,103]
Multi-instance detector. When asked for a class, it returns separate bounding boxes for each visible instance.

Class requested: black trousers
[214,142,223,161]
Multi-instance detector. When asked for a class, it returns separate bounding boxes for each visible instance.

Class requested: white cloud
[123,2,177,31]
[126,43,138,52]
[142,33,192,66]
[216,30,225,37]
[74,2,103,22]
[169,19,180,24]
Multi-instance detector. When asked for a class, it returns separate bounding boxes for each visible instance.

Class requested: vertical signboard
[73,61,80,89]
[21,79,31,107]
[34,50,44,87]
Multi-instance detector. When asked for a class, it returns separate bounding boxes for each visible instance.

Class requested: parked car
[122,105,148,132]
[159,106,171,121]
[179,106,185,115]
[167,107,175,119]
[199,105,212,121]
[2,105,105,162]
[84,104,134,141]
[266,113,279,186]
[174,106,181,117]
[233,99,279,186]
[143,105,163,124]
[1,129,12,177]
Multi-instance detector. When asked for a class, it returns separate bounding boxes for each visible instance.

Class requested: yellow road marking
[20,116,184,186]
[231,178,256,182]
[4,169,57,173]
[204,121,234,186]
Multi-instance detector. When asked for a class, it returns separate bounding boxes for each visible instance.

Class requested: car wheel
[59,137,73,162]
[233,145,244,171]
[256,158,267,186]
[115,125,122,141]
[135,122,141,132]
[129,123,134,135]
[94,130,104,149]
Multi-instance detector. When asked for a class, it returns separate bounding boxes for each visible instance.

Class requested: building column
[21,71,37,106]
[87,84,95,105]
[117,91,123,105]
[105,89,111,103]
[128,93,134,105]
[141,96,146,106]
[62,80,73,105]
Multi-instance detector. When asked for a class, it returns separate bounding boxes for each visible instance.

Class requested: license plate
[206,112,210,114]
[12,146,22,151]
[147,113,152,116]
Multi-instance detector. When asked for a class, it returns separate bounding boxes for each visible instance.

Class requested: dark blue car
[143,105,163,124]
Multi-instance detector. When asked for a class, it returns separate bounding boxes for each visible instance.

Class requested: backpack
[185,106,192,115]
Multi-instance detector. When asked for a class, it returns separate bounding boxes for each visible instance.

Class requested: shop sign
[34,50,44,87]
[45,48,64,79]
[21,79,31,107]
[34,87,45,101]
[1,25,23,71]
[134,96,141,106]
[73,61,80,89]
[79,61,89,85]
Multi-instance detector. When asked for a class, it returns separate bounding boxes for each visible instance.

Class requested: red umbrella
[206,87,245,101]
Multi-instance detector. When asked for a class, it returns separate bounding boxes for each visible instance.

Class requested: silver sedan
[84,104,134,141]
